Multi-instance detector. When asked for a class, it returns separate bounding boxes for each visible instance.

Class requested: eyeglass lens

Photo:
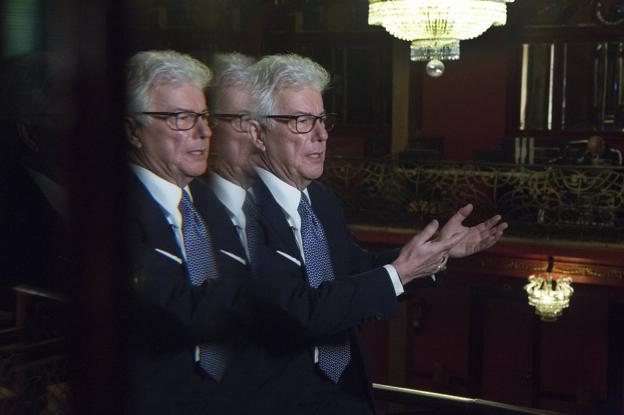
[294,114,336,133]
[169,112,211,130]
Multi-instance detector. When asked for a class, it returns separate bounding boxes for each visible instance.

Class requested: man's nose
[313,118,329,141]
[195,117,212,139]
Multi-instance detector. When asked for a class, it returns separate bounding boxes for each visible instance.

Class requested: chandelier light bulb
[425,59,445,77]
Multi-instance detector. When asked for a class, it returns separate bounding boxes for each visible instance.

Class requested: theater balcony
[320,157,624,415]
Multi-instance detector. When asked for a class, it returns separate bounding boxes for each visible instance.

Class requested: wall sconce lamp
[524,256,574,321]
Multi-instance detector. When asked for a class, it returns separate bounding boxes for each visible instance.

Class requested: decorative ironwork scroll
[322,158,624,243]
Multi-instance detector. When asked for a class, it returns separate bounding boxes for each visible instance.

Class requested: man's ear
[125,117,142,149]
[247,119,266,152]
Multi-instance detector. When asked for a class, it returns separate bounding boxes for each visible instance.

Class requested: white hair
[126,50,212,124]
[208,52,255,112]
[248,54,329,128]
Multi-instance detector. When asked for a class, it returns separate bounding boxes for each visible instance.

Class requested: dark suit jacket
[243,178,403,414]
[122,173,253,415]
[1,163,69,295]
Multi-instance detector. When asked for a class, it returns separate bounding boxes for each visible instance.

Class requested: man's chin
[304,168,324,182]
[184,165,209,181]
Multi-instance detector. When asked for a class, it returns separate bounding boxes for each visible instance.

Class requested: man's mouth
[307,152,324,159]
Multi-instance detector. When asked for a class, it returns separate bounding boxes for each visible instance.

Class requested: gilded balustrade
[321,158,624,243]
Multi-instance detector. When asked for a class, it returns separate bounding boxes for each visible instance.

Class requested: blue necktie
[179,190,230,381]
[242,192,258,265]
[298,192,351,383]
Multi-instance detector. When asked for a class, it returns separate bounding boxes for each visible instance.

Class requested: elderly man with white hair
[122,49,253,415]
[243,53,507,415]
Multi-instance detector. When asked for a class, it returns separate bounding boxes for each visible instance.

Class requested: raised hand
[439,204,508,258]
[392,219,464,285]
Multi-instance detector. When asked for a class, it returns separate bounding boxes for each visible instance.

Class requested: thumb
[447,203,473,226]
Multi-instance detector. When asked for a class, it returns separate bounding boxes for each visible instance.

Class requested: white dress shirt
[131,164,190,259]
[209,173,251,259]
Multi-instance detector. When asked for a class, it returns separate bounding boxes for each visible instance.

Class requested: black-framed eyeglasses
[211,113,250,132]
[264,113,337,134]
[136,110,214,131]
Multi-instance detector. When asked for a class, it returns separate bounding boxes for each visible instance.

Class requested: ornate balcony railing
[321,158,624,244]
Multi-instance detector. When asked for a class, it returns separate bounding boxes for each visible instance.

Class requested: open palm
[439,204,508,258]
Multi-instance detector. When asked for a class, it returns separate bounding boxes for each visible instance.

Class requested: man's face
[132,83,211,187]
[211,85,255,184]
[261,86,328,190]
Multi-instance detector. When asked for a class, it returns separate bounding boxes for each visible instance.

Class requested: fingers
[434,253,449,272]
[496,221,509,233]
[434,229,464,252]
[484,220,508,239]
[474,214,502,232]
[477,221,508,251]
[412,219,439,245]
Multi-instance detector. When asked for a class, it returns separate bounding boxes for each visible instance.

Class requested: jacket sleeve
[249,227,400,344]
[124,241,253,352]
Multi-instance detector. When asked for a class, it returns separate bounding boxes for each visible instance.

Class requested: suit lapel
[190,179,247,261]
[127,172,182,259]
[252,179,301,261]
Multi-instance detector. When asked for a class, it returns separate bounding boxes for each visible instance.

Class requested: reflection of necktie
[297,193,351,384]
[179,191,229,380]
[242,192,258,266]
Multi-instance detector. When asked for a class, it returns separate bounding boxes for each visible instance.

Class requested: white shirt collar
[209,173,247,227]
[130,164,189,227]
[256,167,309,230]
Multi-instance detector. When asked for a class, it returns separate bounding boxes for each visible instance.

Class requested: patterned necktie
[297,192,351,383]
[242,192,258,265]
[179,190,230,380]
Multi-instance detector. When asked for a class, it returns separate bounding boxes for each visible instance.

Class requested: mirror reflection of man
[0,53,74,300]
[207,52,257,261]
[122,50,252,415]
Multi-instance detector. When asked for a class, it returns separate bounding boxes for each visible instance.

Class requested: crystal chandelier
[368,0,514,72]
[524,257,574,322]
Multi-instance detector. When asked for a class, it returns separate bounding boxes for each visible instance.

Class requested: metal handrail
[373,383,566,415]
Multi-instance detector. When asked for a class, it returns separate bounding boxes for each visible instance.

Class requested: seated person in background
[578,135,621,166]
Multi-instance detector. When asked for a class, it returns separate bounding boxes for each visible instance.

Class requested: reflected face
[132,83,211,187]
[211,86,256,184]
[261,87,329,190]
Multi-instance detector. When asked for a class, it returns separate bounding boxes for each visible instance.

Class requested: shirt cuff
[383,264,404,296]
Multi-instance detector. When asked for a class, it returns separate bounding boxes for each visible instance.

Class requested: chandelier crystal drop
[368,0,514,63]
[524,257,574,322]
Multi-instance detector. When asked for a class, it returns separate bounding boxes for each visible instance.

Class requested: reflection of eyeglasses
[136,110,215,131]
[264,113,337,134]
[211,113,250,132]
